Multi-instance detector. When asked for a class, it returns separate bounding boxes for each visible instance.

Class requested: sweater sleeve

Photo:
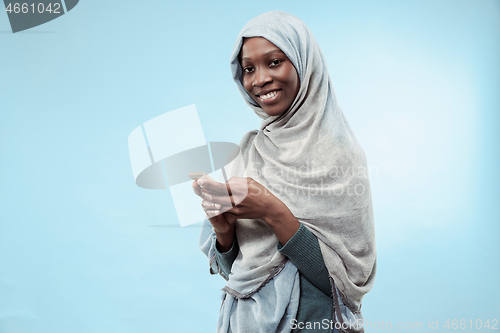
[214,238,239,280]
[277,223,332,297]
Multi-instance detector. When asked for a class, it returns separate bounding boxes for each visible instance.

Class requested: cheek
[292,77,299,93]
[242,76,252,93]
[242,77,260,104]
[287,70,300,97]
[282,65,299,88]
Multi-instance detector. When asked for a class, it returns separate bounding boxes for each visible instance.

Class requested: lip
[256,89,282,104]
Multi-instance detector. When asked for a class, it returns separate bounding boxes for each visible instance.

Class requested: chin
[262,107,286,117]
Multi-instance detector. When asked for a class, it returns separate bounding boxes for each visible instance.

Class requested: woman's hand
[196,177,300,245]
[192,180,236,252]
[196,177,277,220]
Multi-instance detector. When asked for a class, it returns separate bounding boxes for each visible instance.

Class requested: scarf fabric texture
[199,10,376,331]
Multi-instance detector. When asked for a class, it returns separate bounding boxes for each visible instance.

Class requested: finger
[201,190,233,206]
[201,199,221,210]
[215,203,234,215]
[201,189,236,208]
[192,181,204,198]
[197,178,232,196]
[223,212,238,224]
[206,209,220,218]
[199,179,238,208]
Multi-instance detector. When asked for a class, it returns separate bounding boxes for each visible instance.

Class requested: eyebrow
[241,49,284,61]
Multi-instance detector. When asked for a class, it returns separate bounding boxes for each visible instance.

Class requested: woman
[195,11,376,333]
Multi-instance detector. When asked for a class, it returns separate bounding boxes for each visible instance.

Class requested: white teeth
[260,91,278,100]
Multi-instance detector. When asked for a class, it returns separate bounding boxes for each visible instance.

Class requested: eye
[243,66,254,74]
[270,59,282,67]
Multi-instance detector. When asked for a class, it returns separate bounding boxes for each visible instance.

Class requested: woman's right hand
[192,180,236,251]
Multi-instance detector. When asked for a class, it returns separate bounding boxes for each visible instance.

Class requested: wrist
[263,203,300,245]
[215,228,235,253]
[263,202,289,227]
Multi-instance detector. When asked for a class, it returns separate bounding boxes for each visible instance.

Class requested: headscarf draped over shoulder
[208,10,376,313]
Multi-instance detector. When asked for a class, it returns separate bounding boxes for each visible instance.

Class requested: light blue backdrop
[1,0,498,332]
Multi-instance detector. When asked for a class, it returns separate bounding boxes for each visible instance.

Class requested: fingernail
[197,179,205,186]
[215,203,221,209]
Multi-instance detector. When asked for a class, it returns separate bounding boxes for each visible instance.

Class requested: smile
[258,90,281,103]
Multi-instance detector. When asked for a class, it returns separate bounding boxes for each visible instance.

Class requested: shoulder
[237,130,259,160]
[222,130,259,179]
[238,129,259,148]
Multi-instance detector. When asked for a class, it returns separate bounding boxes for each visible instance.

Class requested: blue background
[1,0,499,332]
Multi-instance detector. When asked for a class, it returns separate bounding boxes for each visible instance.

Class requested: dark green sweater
[215,223,333,332]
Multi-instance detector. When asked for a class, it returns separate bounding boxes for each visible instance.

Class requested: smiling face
[240,37,300,117]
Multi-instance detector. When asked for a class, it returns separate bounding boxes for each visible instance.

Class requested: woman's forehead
[239,37,285,62]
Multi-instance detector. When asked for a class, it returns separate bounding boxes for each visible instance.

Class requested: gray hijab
[203,10,376,314]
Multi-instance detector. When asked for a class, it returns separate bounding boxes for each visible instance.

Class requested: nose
[253,67,272,88]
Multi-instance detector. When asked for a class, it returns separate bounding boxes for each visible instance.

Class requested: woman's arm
[196,177,300,245]
[278,223,332,296]
[215,237,239,280]
[196,177,330,292]
[261,199,301,246]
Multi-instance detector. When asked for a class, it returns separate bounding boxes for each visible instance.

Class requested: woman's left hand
[197,177,282,221]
